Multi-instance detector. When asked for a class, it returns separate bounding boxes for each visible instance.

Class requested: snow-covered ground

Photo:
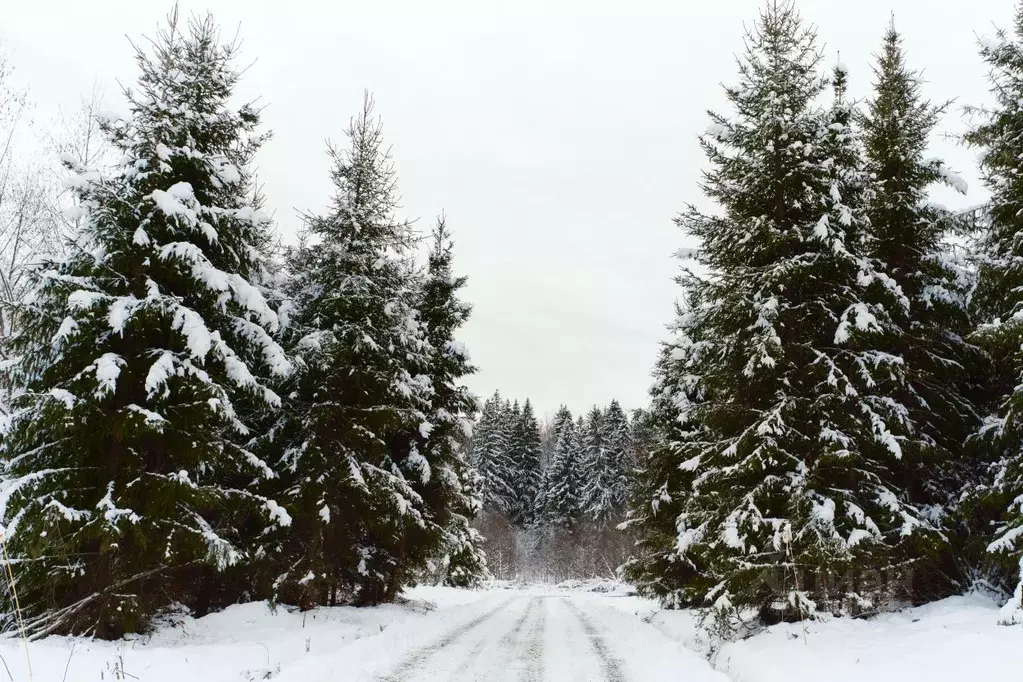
[0,583,1016,681]
[601,588,1020,682]
[710,594,1020,682]
[0,586,492,682]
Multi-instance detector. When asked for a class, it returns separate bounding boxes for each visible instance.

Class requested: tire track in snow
[564,598,626,682]
[378,597,512,681]
[518,597,546,681]
[448,631,491,678]
[499,596,535,650]
[448,597,535,679]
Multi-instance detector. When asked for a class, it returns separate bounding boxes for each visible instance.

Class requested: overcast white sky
[1,0,1012,417]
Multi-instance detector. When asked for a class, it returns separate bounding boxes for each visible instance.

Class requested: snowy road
[1,584,1014,682]
[360,592,729,682]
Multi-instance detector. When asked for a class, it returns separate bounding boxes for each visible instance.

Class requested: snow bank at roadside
[479,577,637,596]
[0,585,491,682]
[641,592,1019,682]
[553,578,637,596]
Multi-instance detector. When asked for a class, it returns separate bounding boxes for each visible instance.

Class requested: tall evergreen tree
[629,407,660,464]
[502,399,523,513]
[638,3,942,620]
[417,216,488,588]
[0,12,292,638]
[509,398,543,525]
[535,418,556,523]
[589,399,633,524]
[580,405,609,521]
[470,391,515,513]
[507,400,521,431]
[541,406,582,528]
[440,455,489,588]
[267,94,434,608]
[964,6,1023,626]
[624,341,707,606]
[574,414,587,506]
[861,23,980,548]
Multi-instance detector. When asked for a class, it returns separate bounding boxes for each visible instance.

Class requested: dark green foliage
[623,338,706,608]
[470,391,516,513]
[863,21,981,510]
[963,7,1023,625]
[0,11,291,638]
[509,399,544,525]
[629,3,947,621]
[582,401,633,525]
[860,22,983,601]
[539,406,582,528]
[264,95,435,609]
[629,408,660,463]
[418,217,489,589]
[440,449,490,589]
[579,406,606,519]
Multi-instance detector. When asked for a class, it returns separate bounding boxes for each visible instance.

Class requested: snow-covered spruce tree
[441,454,489,588]
[574,414,587,508]
[266,95,435,608]
[470,391,516,513]
[622,324,709,606]
[509,398,543,526]
[506,400,522,444]
[648,3,944,621]
[542,406,582,528]
[532,413,555,525]
[589,399,633,524]
[963,8,1023,626]
[415,216,488,588]
[861,26,981,590]
[0,12,292,638]
[629,407,659,463]
[581,406,604,478]
[534,445,552,524]
[502,399,523,516]
[581,405,612,523]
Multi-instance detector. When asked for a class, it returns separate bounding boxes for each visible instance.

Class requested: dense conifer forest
[0,1,1021,642]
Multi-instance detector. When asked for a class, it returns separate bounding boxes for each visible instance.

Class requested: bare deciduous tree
[0,51,57,357]
[0,62,110,362]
